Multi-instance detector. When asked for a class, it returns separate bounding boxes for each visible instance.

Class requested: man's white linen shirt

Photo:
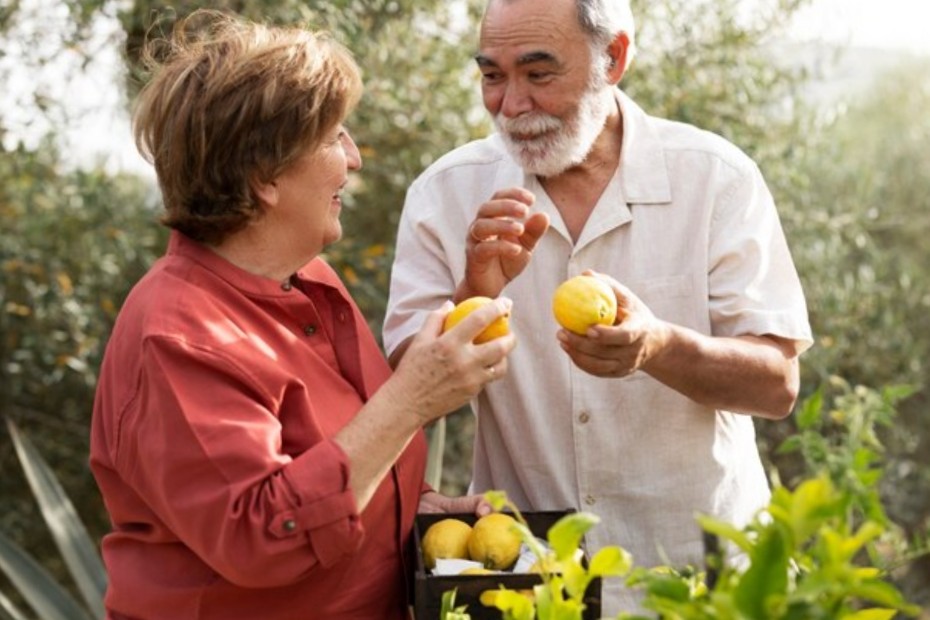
[383,89,813,613]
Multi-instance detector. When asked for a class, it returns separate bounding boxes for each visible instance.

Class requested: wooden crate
[412,511,601,620]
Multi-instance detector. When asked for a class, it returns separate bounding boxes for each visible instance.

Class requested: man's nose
[499,80,534,118]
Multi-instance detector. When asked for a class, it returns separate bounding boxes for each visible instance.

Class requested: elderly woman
[89,10,514,620]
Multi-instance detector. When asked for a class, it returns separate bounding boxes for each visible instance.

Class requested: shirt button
[584,495,596,506]
[578,411,590,424]
[338,312,346,322]
[303,324,317,336]
[281,281,292,291]
[283,519,297,533]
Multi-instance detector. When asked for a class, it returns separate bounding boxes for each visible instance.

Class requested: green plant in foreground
[623,475,920,619]
[464,490,632,620]
[621,382,923,620]
[0,418,106,620]
[441,588,473,620]
[442,385,923,620]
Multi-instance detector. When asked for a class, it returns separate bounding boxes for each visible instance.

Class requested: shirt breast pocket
[627,274,697,327]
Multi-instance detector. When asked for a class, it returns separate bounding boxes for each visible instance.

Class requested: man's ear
[251,174,279,207]
[606,32,630,84]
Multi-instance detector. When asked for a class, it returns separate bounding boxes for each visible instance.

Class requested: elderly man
[384,0,812,613]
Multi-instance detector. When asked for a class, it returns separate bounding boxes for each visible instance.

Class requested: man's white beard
[495,81,612,178]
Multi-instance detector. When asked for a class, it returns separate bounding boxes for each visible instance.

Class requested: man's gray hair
[576,0,637,71]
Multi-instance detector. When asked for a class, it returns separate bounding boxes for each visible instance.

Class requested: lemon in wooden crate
[421,518,473,570]
[467,513,522,571]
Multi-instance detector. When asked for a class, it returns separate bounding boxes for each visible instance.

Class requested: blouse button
[584,495,596,506]
[578,411,590,424]
[283,519,297,533]
[281,281,293,291]
[303,325,317,336]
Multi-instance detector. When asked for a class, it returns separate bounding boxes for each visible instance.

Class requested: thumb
[422,301,454,336]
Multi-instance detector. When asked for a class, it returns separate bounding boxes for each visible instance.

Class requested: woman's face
[269,124,362,257]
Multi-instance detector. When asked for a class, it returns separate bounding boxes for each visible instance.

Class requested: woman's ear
[251,174,279,207]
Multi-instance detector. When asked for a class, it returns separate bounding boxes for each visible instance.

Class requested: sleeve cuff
[275,440,364,567]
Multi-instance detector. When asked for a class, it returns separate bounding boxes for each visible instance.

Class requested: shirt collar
[615,89,672,205]
[167,231,312,297]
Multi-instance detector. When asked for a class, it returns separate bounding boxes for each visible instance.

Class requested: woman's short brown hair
[133,10,362,245]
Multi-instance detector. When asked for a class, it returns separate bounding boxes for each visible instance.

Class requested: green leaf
[776,434,803,454]
[560,561,589,601]
[879,384,917,404]
[847,581,922,613]
[6,418,107,618]
[0,530,95,620]
[695,514,752,552]
[796,387,824,430]
[588,546,633,578]
[547,512,599,561]
[483,490,510,513]
[785,476,842,543]
[840,609,897,620]
[733,528,790,619]
[484,588,534,620]
[644,575,691,602]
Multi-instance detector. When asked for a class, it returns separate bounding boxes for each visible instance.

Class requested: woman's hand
[386,298,516,425]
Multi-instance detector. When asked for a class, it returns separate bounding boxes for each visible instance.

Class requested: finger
[480,356,509,382]
[562,345,633,378]
[488,186,535,207]
[581,270,633,321]
[471,238,527,260]
[469,217,527,243]
[422,301,454,337]
[519,211,550,251]
[559,330,625,361]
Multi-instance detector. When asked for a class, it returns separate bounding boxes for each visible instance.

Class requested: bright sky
[788,0,930,54]
[2,0,927,176]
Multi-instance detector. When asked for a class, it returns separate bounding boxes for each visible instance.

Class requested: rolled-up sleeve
[113,335,364,587]
[707,162,813,352]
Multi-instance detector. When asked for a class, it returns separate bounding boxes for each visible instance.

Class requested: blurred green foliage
[1,0,929,614]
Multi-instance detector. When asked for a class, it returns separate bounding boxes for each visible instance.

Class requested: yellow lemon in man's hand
[552,275,618,335]
[422,518,473,570]
[443,296,510,344]
[467,513,522,570]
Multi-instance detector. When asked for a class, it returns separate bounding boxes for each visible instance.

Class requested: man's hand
[456,187,550,301]
[556,271,801,418]
[556,272,669,378]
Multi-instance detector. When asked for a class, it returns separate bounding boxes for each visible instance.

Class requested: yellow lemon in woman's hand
[443,296,510,344]
[552,275,618,335]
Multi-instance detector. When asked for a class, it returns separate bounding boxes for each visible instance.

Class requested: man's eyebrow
[474,50,560,67]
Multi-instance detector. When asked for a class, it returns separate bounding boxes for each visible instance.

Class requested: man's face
[476,0,613,177]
